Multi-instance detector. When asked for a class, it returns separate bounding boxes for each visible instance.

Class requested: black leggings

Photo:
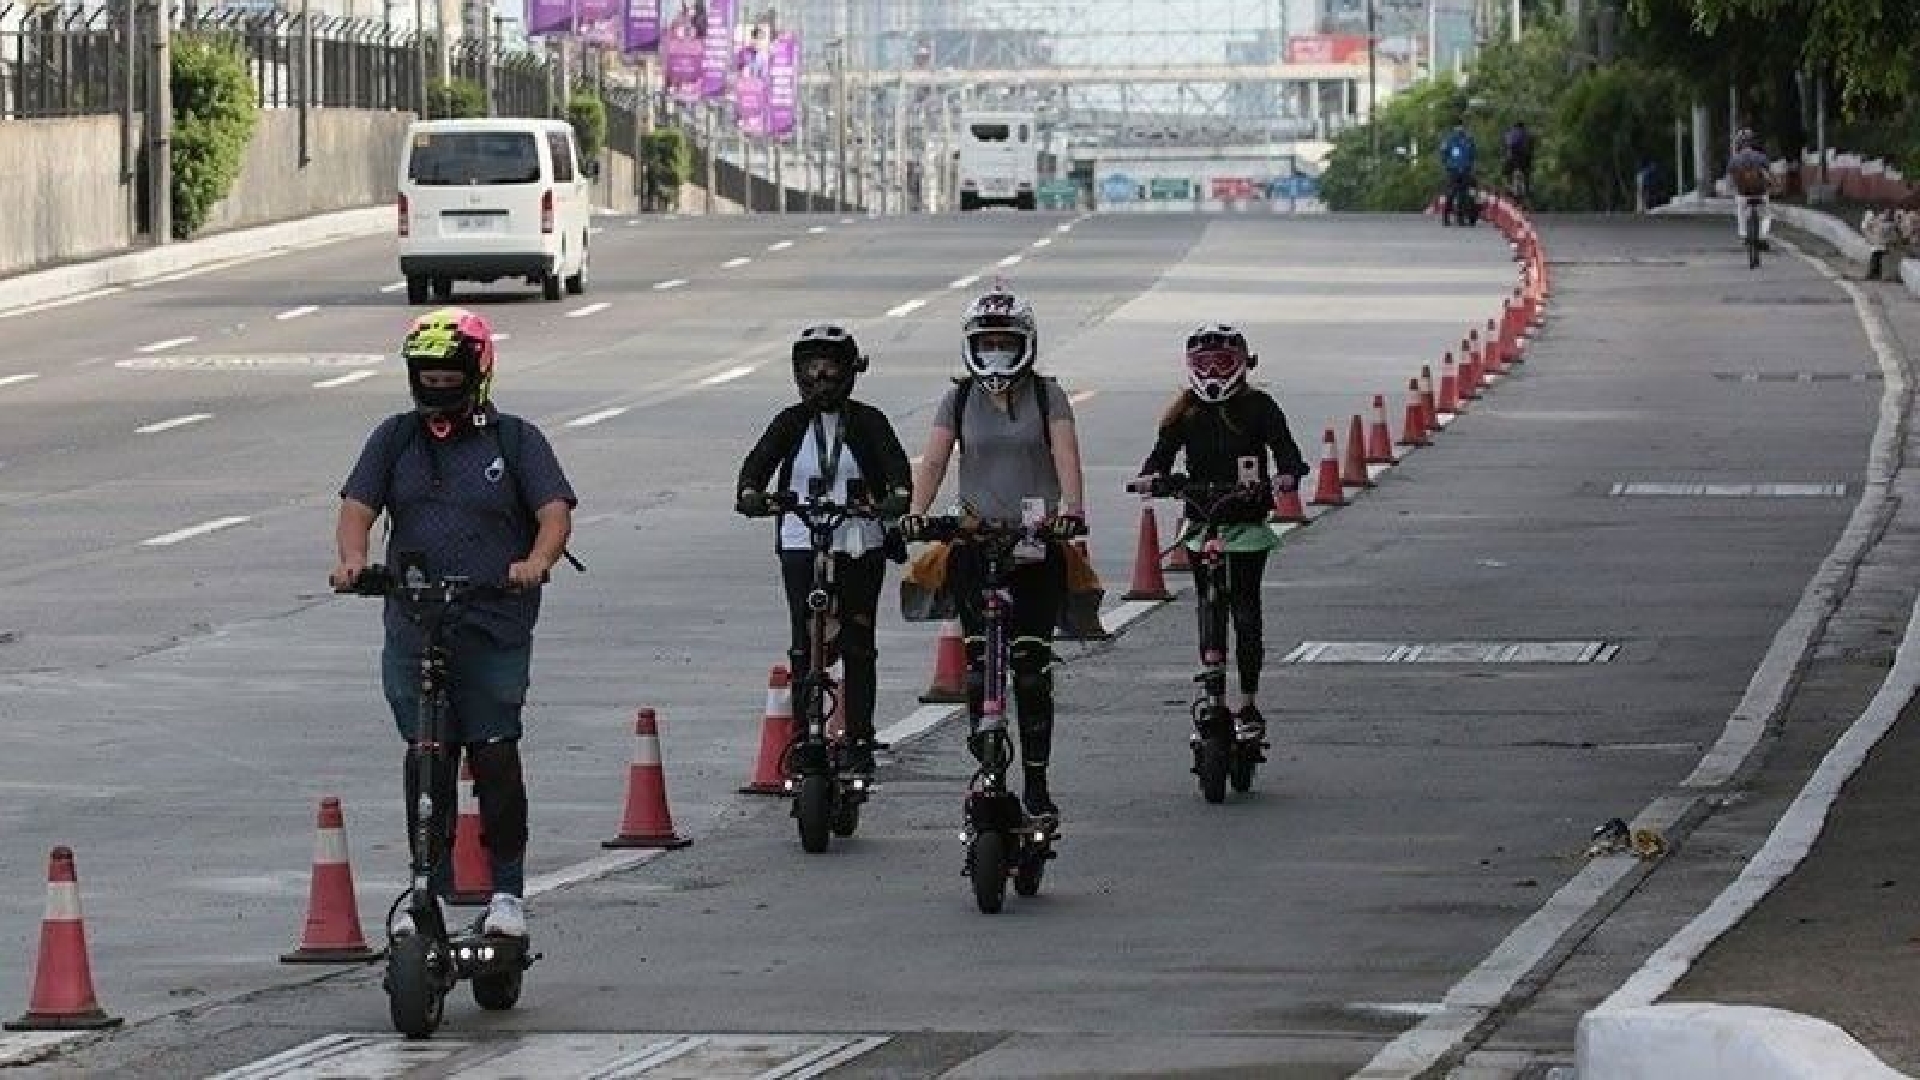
[780,549,886,742]
[947,540,1066,768]
[1192,550,1269,695]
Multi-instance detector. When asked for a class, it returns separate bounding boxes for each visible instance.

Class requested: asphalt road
[0,210,1889,1078]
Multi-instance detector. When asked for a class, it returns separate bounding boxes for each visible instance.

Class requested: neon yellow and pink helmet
[401,306,496,420]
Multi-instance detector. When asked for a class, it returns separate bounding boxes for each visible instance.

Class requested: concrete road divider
[1577,1004,1906,1080]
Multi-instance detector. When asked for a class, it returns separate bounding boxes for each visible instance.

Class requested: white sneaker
[389,907,416,937]
[482,893,526,938]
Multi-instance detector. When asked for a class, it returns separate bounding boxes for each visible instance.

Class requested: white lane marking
[722,256,752,269]
[275,305,319,321]
[0,1032,79,1067]
[949,274,980,290]
[313,370,379,389]
[566,301,612,318]
[653,278,688,291]
[141,515,251,547]
[566,406,630,429]
[524,850,667,897]
[807,225,828,234]
[1057,222,1073,233]
[1068,388,1097,405]
[699,364,756,386]
[0,372,41,389]
[1349,1002,1447,1019]
[878,705,960,748]
[136,336,197,354]
[493,332,512,342]
[1100,599,1162,634]
[886,298,928,318]
[839,217,854,224]
[767,240,794,252]
[378,281,407,294]
[1610,482,1846,497]
[996,254,1023,267]
[626,219,643,227]
[0,286,125,320]
[135,412,213,434]
[588,225,606,235]
[1032,237,1054,248]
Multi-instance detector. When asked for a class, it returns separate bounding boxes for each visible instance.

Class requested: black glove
[877,492,911,520]
[898,513,929,542]
[1048,513,1087,542]
[735,489,771,518]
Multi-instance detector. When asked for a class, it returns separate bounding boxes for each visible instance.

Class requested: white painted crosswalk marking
[209,1034,888,1079]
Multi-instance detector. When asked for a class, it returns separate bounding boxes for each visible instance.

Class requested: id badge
[1238,455,1261,485]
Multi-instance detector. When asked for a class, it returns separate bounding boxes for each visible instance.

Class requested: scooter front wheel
[796,774,834,853]
[1229,747,1257,794]
[1196,734,1230,804]
[472,968,523,1011]
[830,796,861,838]
[1013,844,1046,897]
[385,933,447,1039]
[970,830,1009,914]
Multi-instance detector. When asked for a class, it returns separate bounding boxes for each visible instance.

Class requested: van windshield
[407,131,542,185]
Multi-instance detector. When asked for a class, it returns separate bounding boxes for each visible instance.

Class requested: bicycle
[919,503,1075,914]
[338,555,537,1039]
[1134,471,1272,802]
[755,480,881,853]
[1743,196,1766,270]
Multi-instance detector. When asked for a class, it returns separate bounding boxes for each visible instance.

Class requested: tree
[170,35,258,239]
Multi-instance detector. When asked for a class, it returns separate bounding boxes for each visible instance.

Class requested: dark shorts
[382,631,530,744]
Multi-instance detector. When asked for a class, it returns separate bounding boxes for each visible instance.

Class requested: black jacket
[737,400,913,507]
[1139,389,1310,523]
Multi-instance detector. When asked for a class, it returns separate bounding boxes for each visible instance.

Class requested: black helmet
[791,323,867,409]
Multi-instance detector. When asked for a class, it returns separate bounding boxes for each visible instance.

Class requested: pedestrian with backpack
[330,306,577,941]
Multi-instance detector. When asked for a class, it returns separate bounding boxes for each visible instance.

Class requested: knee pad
[466,740,528,857]
[1010,637,1055,702]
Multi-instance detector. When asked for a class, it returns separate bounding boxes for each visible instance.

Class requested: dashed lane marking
[699,364,756,386]
[313,370,380,389]
[565,406,630,429]
[135,413,213,434]
[1032,237,1054,248]
[807,225,828,234]
[0,372,40,389]
[276,305,319,321]
[653,279,688,291]
[886,298,927,318]
[566,302,612,318]
[379,281,407,294]
[135,336,197,354]
[141,515,251,547]
[949,274,980,290]
[996,254,1023,267]
[723,257,752,268]
[767,240,794,252]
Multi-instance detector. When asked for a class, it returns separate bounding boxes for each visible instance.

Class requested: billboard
[1285,34,1369,64]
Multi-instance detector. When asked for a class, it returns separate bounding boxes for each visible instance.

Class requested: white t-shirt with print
[780,411,886,555]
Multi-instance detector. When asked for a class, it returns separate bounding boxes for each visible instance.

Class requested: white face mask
[974,346,1019,371]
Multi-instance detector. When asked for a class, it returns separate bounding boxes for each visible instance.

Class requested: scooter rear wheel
[1197,734,1230,804]
[830,797,860,838]
[971,830,1009,914]
[385,933,446,1039]
[796,774,833,853]
[1013,847,1046,897]
[472,968,523,1011]
[1229,749,1257,794]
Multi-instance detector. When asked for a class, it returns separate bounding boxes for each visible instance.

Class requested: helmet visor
[1186,348,1245,383]
[968,329,1028,374]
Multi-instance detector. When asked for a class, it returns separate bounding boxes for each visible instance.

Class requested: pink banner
[662,2,704,99]
[735,73,767,136]
[622,0,658,51]
[700,0,733,98]
[766,31,798,138]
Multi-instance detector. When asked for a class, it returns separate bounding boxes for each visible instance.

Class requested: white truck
[956,110,1039,211]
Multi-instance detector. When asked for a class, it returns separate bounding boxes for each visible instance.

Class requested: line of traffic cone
[604,708,692,849]
[448,760,491,905]
[1122,502,1174,602]
[1398,379,1431,447]
[6,848,121,1030]
[1437,353,1462,415]
[741,667,795,795]
[1341,414,1373,488]
[281,797,378,964]
[1309,428,1346,507]
[918,622,967,704]
[1366,395,1397,465]
[1272,479,1310,524]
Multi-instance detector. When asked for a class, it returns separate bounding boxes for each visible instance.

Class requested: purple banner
[526,0,569,35]
[735,73,767,136]
[622,0,658,51]
[700,0,733,98]
[766,31,798,138]
[526,0,618,38]
[663,2,704,99]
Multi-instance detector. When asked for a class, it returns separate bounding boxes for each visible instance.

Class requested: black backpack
[951,375,1055,451]
[382,413,584,572]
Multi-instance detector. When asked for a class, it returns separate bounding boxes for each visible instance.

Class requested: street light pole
[1366,0,1378,152]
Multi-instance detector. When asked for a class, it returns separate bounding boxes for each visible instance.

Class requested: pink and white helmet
[1185,323,1254,403]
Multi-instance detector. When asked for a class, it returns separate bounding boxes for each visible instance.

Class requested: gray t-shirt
[932,377,1074,521]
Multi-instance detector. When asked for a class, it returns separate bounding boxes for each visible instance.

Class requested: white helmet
[960,290,1038,393]
[1184,323,1254,403]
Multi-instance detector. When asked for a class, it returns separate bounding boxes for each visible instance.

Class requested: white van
[397,117,595,304]
[957,110,1038,211]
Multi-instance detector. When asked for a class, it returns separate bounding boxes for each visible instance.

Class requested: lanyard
[810,412,845,492]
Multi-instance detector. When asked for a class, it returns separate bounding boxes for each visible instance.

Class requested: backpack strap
[951,375,1053,452]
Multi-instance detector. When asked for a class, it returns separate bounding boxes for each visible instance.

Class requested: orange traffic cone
[1309,428,1346,507]
[1438,353,1462,415]
[1341,414,1372,488]
[1366,394,1397,465]
[1272,482,1310,524]
[1459,335,1483,400]
[1123,503,1174,601]
[1485,317,1509,373]
[740,667,795,795]
[6,848,120,1030]
[1162,518,1191,570]
[1398,379,1431,447]
[918,622,967,704]
[1420,365,1441,433]
[447,760,491,905]
[604,708,692,849]
[281,798,378,963]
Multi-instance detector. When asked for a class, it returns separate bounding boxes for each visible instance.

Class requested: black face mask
[794,356,854,410]
[408,364,472,415]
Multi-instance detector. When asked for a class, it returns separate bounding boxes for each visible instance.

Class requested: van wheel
[565,250,587,296]
[1016,192,1036,211]
[431,277,453,301]
[959,192,979,212]
[541,272,562,302]
[405,276,429,305]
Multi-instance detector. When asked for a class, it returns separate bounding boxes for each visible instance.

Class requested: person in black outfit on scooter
[1131,324,1309,740]
[736,325,914,776]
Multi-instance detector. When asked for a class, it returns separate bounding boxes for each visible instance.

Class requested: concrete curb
[1652,194,1919,300]
[1576,1005,1907,1079]
[0,206,391,317]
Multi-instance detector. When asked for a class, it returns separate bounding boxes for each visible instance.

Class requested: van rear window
[969,124,1010,142]
[407,131,541,185]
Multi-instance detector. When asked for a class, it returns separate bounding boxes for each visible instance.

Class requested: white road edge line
[699,364,756,386]
[653,278,688,291]
[136,336,196,354]
[135,412,213,434]
[949,274,980,290]
[723,256,752,268]
[566,301,612,318]
[141,515,251,547]
[313,370,379,389]
[886,298,928,318]
[276,305,319,321]
[0,286,125,320]
[565,406,630,428]
[0,372,41,389]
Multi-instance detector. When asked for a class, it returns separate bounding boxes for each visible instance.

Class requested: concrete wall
[201,109,413,235]
[0,116,135,277]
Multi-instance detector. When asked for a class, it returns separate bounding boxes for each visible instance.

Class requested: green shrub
[169,35,258,239]
[427,78,489,119]
[641,126,691,210]
[568,93,607,161]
